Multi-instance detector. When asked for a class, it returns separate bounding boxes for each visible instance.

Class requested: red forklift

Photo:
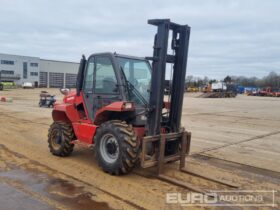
[48,19,238,192]
[48,18,191,173]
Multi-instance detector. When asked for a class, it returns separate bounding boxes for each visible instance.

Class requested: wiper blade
[120,67,148,106]
[127,80,149,106]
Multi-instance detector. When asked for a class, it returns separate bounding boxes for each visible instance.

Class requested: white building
[0,53,79,88]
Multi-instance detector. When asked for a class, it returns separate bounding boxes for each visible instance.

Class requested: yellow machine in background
[187,86,199,92]
[203,84,212,93]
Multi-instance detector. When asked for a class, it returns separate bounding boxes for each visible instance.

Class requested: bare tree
[186,72,280,89]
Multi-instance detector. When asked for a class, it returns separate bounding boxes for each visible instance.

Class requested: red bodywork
[258,87,272,96]
[258,87,280,97]
[52,90,170,146]
[272,89,280,97]
[52,90,145,145]
[273,91,280,97]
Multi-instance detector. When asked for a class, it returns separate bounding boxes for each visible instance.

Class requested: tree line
[186,71,280,88]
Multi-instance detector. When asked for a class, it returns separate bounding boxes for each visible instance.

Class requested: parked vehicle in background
[22,82,34,89]
[212,82,227,92]
[203,84,212,93]
[226,84,238,97]
[247,87,280,97]
[200,82,237,98]
[272,89,280,97]
[39,91,56,108]
[247,90,258,96]
[237,86,245,94]
[0,82,16,90]
[244,87,259,95]
[187,86,199,92]
[258,87,272,96]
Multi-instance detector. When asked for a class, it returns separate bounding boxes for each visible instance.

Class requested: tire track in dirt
[0,110,191,209]
[1,98,280,209]
[0,144,141,210]
[192,131,280,155]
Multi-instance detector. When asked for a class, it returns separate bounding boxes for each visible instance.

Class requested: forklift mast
[146,19,191,135]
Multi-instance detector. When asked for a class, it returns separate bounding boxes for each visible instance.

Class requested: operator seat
[103,77,117,93]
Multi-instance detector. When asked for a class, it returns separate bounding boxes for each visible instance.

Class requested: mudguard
[93,101,135,125]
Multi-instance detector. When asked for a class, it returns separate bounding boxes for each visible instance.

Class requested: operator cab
[76,52,152,126]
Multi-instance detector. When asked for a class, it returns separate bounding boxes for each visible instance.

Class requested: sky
[0,0,279,79]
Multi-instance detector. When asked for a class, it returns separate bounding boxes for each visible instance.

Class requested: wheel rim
[50,129,63,150]
[100,134,119,164]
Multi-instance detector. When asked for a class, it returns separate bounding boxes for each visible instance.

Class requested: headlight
[140,115,147,121]
[123,102,133,110]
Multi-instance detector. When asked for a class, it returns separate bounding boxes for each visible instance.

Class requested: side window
[94,56,118,94]
[84,58,94,93]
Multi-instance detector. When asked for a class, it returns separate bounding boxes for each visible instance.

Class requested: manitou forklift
[49,18,190,171]
[48,19,238,192]
[49,19,232,192]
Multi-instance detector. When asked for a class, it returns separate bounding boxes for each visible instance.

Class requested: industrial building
[0,53,79,88]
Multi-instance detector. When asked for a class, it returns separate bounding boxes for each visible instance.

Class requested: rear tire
[95,120,139,175]
[48,122,75,157]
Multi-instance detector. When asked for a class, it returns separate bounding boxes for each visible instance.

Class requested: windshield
[117,57,151,105]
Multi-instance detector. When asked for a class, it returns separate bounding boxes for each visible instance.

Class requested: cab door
[92,55,121,117]
[82,57,95,120]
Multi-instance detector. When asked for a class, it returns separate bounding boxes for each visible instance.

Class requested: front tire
[95,120,139,175]
[48,122,75,156]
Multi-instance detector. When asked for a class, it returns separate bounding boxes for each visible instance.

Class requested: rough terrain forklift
[48,19,199,188]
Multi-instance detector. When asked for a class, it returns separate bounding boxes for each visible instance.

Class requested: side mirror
[60,88,70,95]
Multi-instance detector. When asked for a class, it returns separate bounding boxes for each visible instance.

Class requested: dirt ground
[0,88,279,210]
